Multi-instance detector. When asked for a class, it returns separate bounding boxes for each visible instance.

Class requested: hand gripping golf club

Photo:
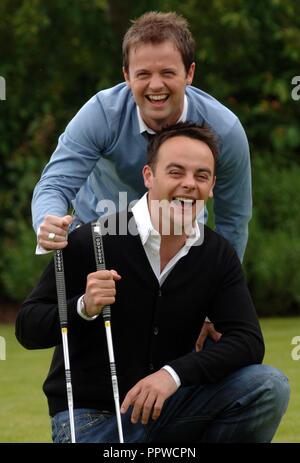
[91,222,124,443]
[54,249,76,443]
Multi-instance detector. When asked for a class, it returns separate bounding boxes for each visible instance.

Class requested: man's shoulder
[186,86,241,137]
[196,225,240,264]
[95,82,134,112]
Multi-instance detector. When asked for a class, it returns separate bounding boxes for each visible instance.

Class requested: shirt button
[154,327,159,335]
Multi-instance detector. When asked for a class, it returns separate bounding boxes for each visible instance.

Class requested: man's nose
[181,175,196,190]
[148,74,164,90]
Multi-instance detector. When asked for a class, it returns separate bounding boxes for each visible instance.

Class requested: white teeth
[173,197,195,206]
[148,94,168,101]
[175,197,194,203]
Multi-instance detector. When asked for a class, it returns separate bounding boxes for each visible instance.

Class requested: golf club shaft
[61,328,76,443]
[103,312,124,443]
[92,223,124,443]
[54,249,76,443]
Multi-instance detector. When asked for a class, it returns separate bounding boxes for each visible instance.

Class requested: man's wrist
[36,226,52,255]
[162,365,181,389]
[77,295,99,321]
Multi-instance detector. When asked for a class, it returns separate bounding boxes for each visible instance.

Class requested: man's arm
[214,119,252,262]
[31,95,110,234]
[168,246,264,386]
[15,226,92,349]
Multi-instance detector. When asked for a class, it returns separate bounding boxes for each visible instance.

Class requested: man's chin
[164,213,196,236]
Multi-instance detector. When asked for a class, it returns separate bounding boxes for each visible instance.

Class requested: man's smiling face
[123,40,195,132]
[143,135,215,235]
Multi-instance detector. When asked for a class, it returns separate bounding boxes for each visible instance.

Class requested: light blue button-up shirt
[32,83,251,261]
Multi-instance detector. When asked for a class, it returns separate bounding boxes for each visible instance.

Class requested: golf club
[54,249,76,443]
[91,222,124,443]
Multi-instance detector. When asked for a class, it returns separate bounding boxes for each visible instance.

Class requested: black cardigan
[16,213,264,417]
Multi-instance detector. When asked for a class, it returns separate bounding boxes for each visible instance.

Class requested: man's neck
[160,233,187,272]
[137,95,187,133]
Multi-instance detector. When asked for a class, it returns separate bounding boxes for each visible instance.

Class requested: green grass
[0,324,53,442]
[0,318,299,442]
[260,318,300,443]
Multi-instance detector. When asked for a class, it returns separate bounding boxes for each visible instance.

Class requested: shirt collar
[131,192,201,248]
[137,95,188,135]
[131,193,159,245]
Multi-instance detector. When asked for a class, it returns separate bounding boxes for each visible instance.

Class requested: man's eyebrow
[166,163,185,170]
[195,168,212,175]
[135,68,150,73]
[166,163,212,174]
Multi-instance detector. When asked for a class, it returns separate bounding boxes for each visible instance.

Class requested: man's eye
[169,171,181,176]
[197,175,209,181]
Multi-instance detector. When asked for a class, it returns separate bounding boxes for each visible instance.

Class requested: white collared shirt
[136,94,188,135]
[131,193,201,286]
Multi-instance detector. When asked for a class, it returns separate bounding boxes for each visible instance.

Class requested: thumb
[62,215,73,227]
[195,334,206,352]
[110,269,122,280]
[212,331,222,343]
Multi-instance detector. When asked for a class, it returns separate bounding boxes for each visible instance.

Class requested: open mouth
[171,197,196,208]
[146,94,169,104]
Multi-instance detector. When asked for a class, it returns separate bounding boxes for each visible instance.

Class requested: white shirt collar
[137,95,188,135]
[131,192,201,247]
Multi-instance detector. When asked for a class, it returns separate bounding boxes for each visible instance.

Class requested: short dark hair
[122,11,195,74]
[147,122,219,172]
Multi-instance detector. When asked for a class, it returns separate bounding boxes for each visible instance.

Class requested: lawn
[0,317,299,443]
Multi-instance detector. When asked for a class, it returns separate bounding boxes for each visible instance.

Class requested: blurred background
[0,0,299,443]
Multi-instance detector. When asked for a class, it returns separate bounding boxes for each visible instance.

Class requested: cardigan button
[149,363,154,371]
[154,327,159,335]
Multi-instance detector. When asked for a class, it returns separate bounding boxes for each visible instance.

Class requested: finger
[93,270,115,280]
[61,215,73,228]
[43,214,71,229]
[89,279,116,289]
[110,269,122,280]
[37,240,68,251]
[141,392,156,425]
[121,387,140,414]
[212,332,222,342]
[39,223,69,239]
[131,391,149,424]
[88,289,115,301]
[152,395,165,421]
[195,333,207,352]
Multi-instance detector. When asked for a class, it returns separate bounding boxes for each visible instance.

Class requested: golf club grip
[54,249,68,326]
[92,224,106,270]
[92,223,112,319]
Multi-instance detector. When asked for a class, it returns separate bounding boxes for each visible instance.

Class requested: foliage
[0,0,299,314]
[244,157,300,315]
[0,220,51,301]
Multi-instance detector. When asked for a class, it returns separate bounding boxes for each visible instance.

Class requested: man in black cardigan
[16,122,289,443]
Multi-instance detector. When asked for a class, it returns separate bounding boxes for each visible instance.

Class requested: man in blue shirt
[33,11,251,263]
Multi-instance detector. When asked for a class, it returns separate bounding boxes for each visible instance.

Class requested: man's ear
[208,176,216,199]
[186,62,195,85]
[123,67,130,87]
[143,165,154,189]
